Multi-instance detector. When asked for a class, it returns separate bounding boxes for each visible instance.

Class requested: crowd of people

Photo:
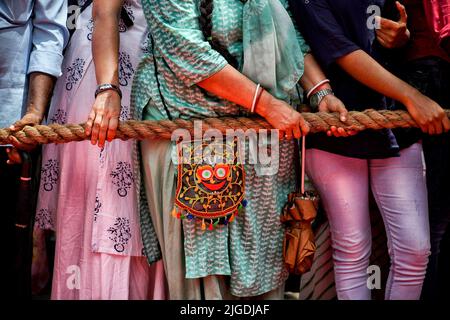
[0,0,448,300]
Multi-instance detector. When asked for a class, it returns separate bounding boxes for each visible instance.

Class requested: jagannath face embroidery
[195,163,231,192]
[174,139,246,221]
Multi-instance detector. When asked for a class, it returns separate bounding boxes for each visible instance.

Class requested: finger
[377,35,391,49]
[433,120,443,135]
[442,117,450,133]
[98,116,109,148]
[284,128,293,140]
[376,32,393,48]
[85,110,96,136]
[348,130,359,136]
[91,114,103,146]
[298,117,310,136]
[330,126,339,137]
[337,105,348,122]
[376,27,395,39]
[6,147,22,164]
[106,117,119,142]
[9,136,33,152]
[327,130,332,137]
[427,124,436,136]
[292,125,302,140]
[330,126,344,138]
[379,17,398,31]
[396,1,408,24]
[337,127,349,137]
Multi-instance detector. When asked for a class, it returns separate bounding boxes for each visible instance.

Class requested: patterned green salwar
[132,0,309,298]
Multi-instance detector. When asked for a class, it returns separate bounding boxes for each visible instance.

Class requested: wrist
[95,83,122,99]
[400,85,420,108]
[309,82,331,96]
[254,90,276,118]
[25,105,44,122]
[306,79,330,99]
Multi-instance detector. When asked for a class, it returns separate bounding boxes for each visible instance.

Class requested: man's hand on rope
[85,90,121,148]
[318,94,358,138]
[6,111,43,165]
[404,90,450,135]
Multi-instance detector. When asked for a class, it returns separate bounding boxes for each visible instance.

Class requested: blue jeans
[306,143,430,300]
[396,57,450,300]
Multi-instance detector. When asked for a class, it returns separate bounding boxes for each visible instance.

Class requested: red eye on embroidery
[214,164,230,180]
[196,165,214,181]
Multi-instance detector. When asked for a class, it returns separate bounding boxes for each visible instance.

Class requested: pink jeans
[306,143,430,300]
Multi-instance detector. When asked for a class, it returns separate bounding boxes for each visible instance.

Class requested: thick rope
[1,109,449,147]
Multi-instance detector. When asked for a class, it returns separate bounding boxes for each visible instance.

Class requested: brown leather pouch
[281,136,319,275]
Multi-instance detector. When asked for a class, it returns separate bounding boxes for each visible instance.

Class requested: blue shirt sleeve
[288,0,360,68]
[28,0,69,77]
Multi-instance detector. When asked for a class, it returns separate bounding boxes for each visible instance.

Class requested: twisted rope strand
[1,109,449,146]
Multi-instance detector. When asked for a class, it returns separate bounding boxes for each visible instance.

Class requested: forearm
[299,53,332,93]
[92,1,123,86]
[197,64,274,117]
[336,49,416,105]
[25,72,56,121]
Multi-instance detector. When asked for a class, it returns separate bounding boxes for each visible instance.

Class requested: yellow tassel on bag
[171,207,178,218]
[201,219,206,231]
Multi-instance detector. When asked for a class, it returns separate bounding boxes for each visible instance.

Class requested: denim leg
[398,58,450,300]
[370,143,430,300]
[306,149,372,300]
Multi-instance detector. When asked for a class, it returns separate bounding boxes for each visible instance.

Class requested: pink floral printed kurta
[34,0,165,300]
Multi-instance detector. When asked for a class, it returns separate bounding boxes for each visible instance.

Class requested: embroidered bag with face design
[172,138,246,230]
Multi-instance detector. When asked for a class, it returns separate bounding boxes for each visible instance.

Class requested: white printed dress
[34,0,164,300]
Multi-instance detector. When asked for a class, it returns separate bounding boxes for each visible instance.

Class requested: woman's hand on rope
[318,94,358,138]
[6,111,43,164]
[85,90,121,148]
[257,92,310,140]
[404,89,450,135]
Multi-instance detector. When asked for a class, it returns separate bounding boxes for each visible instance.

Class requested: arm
[300,53,356,137]
[198,65,310,140]
[336,49,450,134]
[290,0,449,135]
[198,53,355,140]
[147,0,308,139]
[85,0,123,148]
[7,0,68,162]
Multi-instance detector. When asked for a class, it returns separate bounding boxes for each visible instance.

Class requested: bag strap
[300,136,306,194]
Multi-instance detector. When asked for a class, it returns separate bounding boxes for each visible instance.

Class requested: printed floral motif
[110,162,134,197]
[94,194,102,222]
[41,159,59,192]
[107,217,132,253]
[99,147,106,168]
[86,18,94,41]
[118,52,134,87]
[66,58,86,91]
[141,31,151,55]
[35,209,53,230]
[50,109,67,125]
[119,1,135,33]
[119,105,131,121]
